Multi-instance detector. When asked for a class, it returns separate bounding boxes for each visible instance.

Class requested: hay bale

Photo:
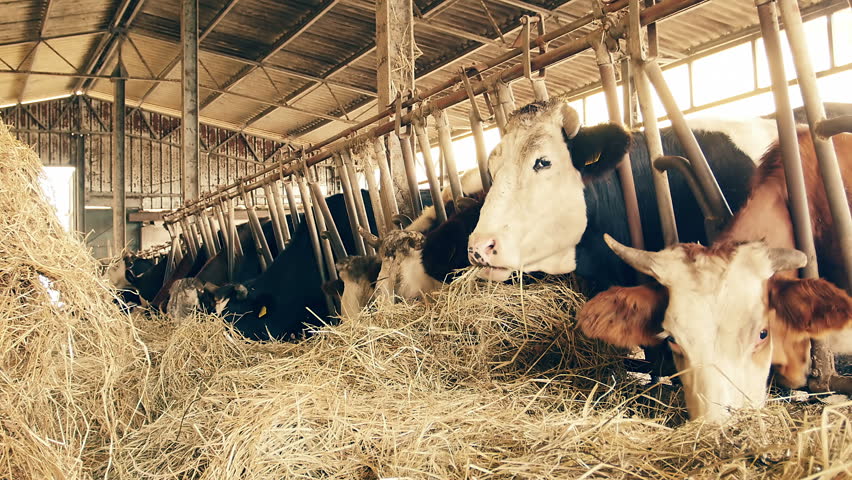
[1,119,850,479]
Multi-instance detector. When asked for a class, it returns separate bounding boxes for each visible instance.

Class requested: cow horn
[767,247,808,273]
[561,102,581,139]
[392,214,413,229]
[358,226,382,249]
[603,233,661,278]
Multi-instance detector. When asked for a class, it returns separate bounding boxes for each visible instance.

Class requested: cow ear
[578,284,668,347]
[568,124,631,179]
[769,277,852,335]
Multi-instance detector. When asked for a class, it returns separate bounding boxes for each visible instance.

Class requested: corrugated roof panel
[44,0,117,37]
[200,94,268,126]
[248,107,319,135]
[226,64,312,101]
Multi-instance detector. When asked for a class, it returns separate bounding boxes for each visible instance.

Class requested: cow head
[330,255,382,318]
[579,236,852,422]
[468,99,631,280]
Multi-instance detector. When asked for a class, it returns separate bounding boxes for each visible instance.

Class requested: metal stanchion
[433,109,464,205]
[263,183,287,254]
[360,143,388,236]
[373,136,400,229]
[240,186,273,271]
[412,116,448,223]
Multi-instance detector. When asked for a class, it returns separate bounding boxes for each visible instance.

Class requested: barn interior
[1,0,851,477]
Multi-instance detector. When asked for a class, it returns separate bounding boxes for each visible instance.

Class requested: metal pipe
[309,181,348,259]
[270,181,291,244]
[391,132,423,217]
[373,136,400,230]
[343,150,375,254]
[206,210,223,252]
[816,115,852,139]
[489,88,508,135]
[361,148,388,236]
[263,183,287,253]
[241,189,273,271]
[112,63,126,254]
[495,80,516,115]
[653,156,714,221]
[335,153,367,255]
[75,134,86,234]
[595,37,645,250]
[296,175,334,311]
[757,0,818,279]
[226,199,236,281]
[283,180,301,230]
[215,201,230,252]
[196,212,216,258]
[413,117,448,223]
[644,61,732,238]
[629,2,677,246]
[179,217,199,260]
[165,0,707,220]
[780,0,852,290]
[434,109,464,205]
[468,108,493,191]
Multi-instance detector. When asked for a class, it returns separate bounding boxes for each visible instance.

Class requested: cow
[467,98,769,290]
[359,194,485,304]
[322,255,382,318]
[165,277,216,320]
[578,130,852,422]
[206,190,379,340]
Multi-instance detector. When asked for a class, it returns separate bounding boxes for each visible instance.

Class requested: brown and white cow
[580,130,852,422]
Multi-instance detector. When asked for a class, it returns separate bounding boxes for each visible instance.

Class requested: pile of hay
[2,120,850,479]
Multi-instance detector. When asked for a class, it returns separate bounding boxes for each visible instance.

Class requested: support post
[75,134,86,234]
[413,117,448,223]
[112,62,127,254]
[375,0,414,110]
[593,37,644,250]
[182,0,200,202]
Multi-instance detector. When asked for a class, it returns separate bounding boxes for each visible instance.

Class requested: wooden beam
[182,0,200,202]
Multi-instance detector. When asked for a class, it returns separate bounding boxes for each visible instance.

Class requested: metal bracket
[520,15,547,81]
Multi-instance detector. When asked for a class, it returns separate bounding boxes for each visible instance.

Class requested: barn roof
[0,0,841,146]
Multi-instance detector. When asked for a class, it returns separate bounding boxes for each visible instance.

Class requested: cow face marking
[470,99,630,280]
[334,255,382,319]
[585,237,818,423]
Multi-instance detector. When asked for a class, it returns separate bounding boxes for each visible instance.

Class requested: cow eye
[666,335,676,344]
[759,329,769,340]
[533,157,551,172]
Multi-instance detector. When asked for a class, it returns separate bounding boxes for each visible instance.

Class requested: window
[40,166,75,232]
[692,43,753,106]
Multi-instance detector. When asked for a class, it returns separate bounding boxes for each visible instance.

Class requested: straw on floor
[1,120,850,479]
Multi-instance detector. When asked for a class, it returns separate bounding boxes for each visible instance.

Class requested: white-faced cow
[468,98,776,287]
[580,130,852,422]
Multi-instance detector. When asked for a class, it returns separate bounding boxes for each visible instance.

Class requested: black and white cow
[467,99,774,289]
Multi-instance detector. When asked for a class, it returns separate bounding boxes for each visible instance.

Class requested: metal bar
[270,181,292,244]
[756,0,818,279]
[215,201,230,252]
[629,0,677,246]
[197,212,216,258]
[595,37,645,250]
[373,137,400,230]
[489,87,508,135]
[434,109,464,205]
[494,80,516,118]
[226,199,236,281]
[469,108,492,191]
[241,189,273,271]
[296,175,334,312]
[112,64,126,253]
[412,117,448,223]
[179,217,198,260]
[335,153,366,255]
[283,180,301,230]
[644,61,731,237]
[309,180,348,259]
[75,134,85,234]
[653,156,714,220]
[182,0,200,202]
[343,149,375,253]
[263,183,287,253]
[816,115,852,139]
[165,0,706,219]
[206,211,223,252]
[395,131,423,217]
[362,147,388,236]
